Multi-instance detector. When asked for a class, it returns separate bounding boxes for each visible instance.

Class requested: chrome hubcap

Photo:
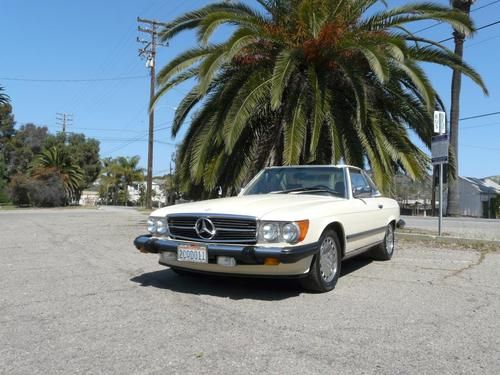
[386,226,394,255]
[319,236,337,283]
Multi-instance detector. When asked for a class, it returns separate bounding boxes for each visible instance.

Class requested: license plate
[177,244,208,263]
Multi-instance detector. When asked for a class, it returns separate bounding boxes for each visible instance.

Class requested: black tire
[300,229,341,293]
[371,223,395,261]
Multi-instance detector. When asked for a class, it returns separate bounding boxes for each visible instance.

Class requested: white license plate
[177,244,208,263]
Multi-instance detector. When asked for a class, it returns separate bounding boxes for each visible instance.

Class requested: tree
[30,146,84,202]
[447,0,475,216]
[0,86,8,105]
[3,123,49,177]
[44,132,101,199]
[0,101,15,203]
[153,0,486,197]
[99,156,144,205]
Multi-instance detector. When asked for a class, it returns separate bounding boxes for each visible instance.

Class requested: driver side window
[350,169,372,197]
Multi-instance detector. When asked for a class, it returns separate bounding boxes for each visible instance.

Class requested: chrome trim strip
[345,226,386,242]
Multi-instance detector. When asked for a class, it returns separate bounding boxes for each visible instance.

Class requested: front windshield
[243,167,346,197]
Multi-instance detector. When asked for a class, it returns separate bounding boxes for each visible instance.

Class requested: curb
[397,231,500,248]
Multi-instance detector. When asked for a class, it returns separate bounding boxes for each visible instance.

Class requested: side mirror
[352,186,372,198]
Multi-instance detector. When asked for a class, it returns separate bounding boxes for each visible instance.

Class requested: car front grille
[167,214,257,244]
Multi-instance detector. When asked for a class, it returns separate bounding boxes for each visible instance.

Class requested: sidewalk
[399,215,500,247]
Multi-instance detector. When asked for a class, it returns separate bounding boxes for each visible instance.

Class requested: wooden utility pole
[137,17,169,209]
[447,0,475,216]
[56,112,73,142]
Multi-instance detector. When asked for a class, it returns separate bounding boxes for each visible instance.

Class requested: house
[79,191,99,206]
[458,177,500,218]
[128,179,167,207]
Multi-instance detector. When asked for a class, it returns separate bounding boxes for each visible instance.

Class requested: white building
[128,179,167,207]
[458,177,500,218]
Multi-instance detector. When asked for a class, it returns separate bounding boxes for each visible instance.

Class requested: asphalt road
[1,207,499,374]
[402,215,500,241]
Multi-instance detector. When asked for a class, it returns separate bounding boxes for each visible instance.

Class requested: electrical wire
[413,0,500,34]
[461,121,500,130]
[0,75,148,82]
[438,20,500,43]
[459,111,500,121]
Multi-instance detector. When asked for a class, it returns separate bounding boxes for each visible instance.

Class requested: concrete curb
[397,231,500,248]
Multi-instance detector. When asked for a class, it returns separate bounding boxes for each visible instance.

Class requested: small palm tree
[0,86,9,105]
[153,0,486,196]
[100,156,144,205]
[31,146,84,201]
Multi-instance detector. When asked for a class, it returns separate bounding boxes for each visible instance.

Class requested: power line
[461,144,500,151]
[459,111,500,121]
[461,121,500,130]
[413,0,500,34]
[467,33,500,48]
[438,20,500,43]
[0,75,148,83]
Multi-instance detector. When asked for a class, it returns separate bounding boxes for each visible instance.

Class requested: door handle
[378,204,384,209]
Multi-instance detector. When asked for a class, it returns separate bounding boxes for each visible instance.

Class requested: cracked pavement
[1,207,499,374]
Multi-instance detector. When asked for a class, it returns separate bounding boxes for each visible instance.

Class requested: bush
[0,188,10,204]
[29,173,66,207]
[8,171,66,207]
[8,174,32,206]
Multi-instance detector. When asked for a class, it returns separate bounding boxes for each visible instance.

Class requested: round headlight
[147,218,157,233]
[282,223,299,243]
[262,223,279,242]
[156,219,167,235]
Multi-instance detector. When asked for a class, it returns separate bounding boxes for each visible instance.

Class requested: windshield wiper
[275,187,343,196]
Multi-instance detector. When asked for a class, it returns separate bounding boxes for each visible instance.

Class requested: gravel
[1,207,499,374]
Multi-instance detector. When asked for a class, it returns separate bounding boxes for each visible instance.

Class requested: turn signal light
[264,257,280,266]
[296,220,309,242]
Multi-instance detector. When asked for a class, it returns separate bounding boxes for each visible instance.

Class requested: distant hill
[485,175,500,184]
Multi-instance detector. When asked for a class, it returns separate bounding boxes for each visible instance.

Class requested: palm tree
[100,156,144,205]
[31,146,84,201]
[0,86,10,105]
[447,0,475,216]
[153,0,486,195]
[0,86,9,105]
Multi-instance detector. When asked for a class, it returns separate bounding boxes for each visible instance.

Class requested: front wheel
[300,229,341,293]
[371,223,395,261]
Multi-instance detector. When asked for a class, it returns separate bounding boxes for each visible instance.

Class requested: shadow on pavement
[130,256,372,301]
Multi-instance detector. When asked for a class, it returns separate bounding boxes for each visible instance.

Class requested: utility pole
[447,0,475,216]
[137,17,169,209]
[56,112,73,141]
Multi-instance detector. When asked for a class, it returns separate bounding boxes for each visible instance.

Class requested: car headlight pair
[147,217,168,235]
[259,220,309,244]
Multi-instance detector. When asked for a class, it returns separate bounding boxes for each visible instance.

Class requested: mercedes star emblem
[195,217,216,240]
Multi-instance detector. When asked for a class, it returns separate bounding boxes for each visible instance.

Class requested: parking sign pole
[439,164,443,236]
[432,110,447,237]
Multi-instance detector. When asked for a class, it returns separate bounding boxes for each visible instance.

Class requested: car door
[344,168,387,253]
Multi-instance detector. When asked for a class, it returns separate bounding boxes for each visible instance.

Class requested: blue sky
[1,0,499,178]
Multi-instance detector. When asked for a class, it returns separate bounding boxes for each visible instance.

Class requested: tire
[300,229,341,293]
[371,223,395,261]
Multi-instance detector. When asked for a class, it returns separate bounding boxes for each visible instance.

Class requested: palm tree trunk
[447,0,473,217]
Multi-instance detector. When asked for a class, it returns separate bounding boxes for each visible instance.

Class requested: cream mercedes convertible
[134,165,399,292]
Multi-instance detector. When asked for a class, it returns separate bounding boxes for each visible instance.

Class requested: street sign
[433,111,446,134]
[431,134,449,164]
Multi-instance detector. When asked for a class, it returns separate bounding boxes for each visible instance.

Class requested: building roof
[461,176,500,194]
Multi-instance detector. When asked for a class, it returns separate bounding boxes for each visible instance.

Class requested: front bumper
[133,234,318,265]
